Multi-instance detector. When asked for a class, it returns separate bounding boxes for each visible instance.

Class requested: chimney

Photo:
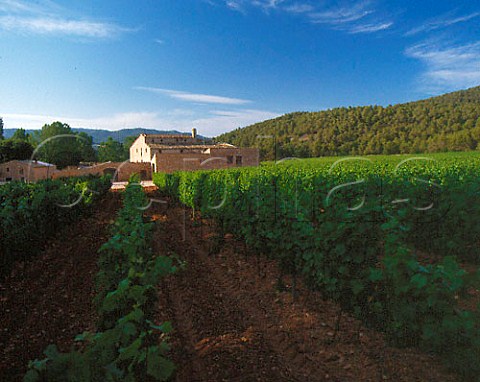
[192,128,197,139]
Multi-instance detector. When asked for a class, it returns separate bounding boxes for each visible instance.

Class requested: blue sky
[1,0,479,137]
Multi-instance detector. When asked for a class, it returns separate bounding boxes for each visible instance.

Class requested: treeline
[217,86,480,160]
[0,119,134,167]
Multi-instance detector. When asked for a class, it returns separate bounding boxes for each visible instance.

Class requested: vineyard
[22,179,179,381]
[1,153,480,381]
[154,151,480,380]
[0,176,111,277]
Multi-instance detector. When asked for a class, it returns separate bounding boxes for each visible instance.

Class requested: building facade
[52,162,151,182]
[0,160,57,183]
[130,129,259,173]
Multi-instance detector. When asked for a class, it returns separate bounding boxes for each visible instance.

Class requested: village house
[0,160,57,183]
[129,129,259,173]
[0,129,259,184]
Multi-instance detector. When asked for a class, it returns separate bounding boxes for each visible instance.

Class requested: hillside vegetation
[217,86,480,160]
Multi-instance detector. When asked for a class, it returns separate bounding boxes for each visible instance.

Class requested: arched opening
[103,168,118,181]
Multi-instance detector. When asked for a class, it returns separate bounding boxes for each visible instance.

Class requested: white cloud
[2,109,280,137]
[308,1,393,34]
[309,2,373,25]
[226,0,245,13]
[0,16,131,38]
[283,3,314,14]
[154,38,165,44]
[348,21,393,34]
[405,41,480,92]
[135,87,252,105]
[2,112,163,130]
[0,0,131,38]
[191,109,281,136]
[406,12,480,36]
[217,0,392,34]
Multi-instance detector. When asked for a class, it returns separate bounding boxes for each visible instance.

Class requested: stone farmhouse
[0,160,57,183]
[0,129,259,183]
[129,129,259,173]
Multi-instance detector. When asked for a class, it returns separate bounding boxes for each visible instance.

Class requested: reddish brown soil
[147,194,459,382]
[0,193,122,381]
[0,190,461,381]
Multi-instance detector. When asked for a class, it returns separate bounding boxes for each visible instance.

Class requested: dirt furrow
[150,204,291,381]
[0,193,121,381]
[149,197,458,382]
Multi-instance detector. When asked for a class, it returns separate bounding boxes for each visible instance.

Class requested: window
[6,167,9,172]
[180,149,184,153]
[136,148,138,153]
[227,155,233,164]
[236,156,243,165]
[19,168,24,175]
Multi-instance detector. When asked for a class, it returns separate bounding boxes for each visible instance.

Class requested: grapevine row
[25,176,179,382]
[0,176,111,278]
[154,157,480,380]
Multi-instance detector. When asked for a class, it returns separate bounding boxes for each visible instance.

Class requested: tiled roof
[18,160,56,167]
[145,134,196,139]
[148,143,236,150]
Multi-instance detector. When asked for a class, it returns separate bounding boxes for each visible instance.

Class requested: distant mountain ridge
[216,85,480,159]
[3,128,199,144]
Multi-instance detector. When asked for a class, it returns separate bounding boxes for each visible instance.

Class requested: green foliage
[0,175,111,277]
[25,180,178,382]
[217,85,480,159]
[98,137,129,162]
[154,153,480,380]
[0,138,34,163]
[0,117,4,140]
[30,122,96,168]
[11,128,29,141]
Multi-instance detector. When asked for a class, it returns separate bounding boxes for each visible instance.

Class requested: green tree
[123,136,136,159]
[98,137,128,162]
[11,128,29,141]
[32,121,96,168]
[216,85,480,158]
[77,132,97,162]
[0,117,4,140]
[0,139,34,163]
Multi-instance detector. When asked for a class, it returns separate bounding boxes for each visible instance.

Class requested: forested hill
[3,128,189,144]
[216,86,480,159]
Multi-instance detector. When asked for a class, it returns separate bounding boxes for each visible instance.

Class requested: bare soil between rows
[0,193,122,381]
[0,190,460,381]
[148,192,458,382]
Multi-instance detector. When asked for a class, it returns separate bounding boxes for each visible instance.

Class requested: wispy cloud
[309,2,373,25]
[154,38,165,44]
[218,0,392,34]
[406,11,480,36]
[2,112,164,130]
[225,0,245,13]
[405,41,480,93]
[349,21,393,34]
[307,1,393,34]
[0,16,131,38]
[2,109,280,136]
[190,109,280,136]
[0,0,132,38]
[136,87,252,105]
[283,3,314,14]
